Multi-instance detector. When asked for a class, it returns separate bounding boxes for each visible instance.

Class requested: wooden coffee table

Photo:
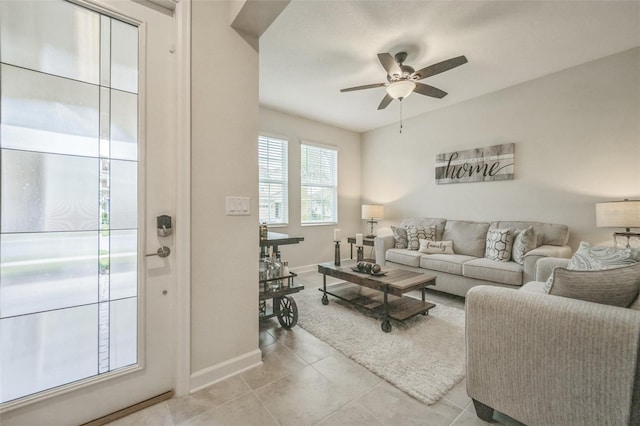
[317,260,437,332]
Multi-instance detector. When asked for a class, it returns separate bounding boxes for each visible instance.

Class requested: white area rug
[294,286,466,405]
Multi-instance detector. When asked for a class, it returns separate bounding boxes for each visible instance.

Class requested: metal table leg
[321,273,329,305]
[381,284,391,332]
[421,287,428,315]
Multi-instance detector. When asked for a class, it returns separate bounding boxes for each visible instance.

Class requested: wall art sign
[435,143,515,185]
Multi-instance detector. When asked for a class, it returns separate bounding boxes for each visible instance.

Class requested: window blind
[301,143,337,224]
[258,136,288,225]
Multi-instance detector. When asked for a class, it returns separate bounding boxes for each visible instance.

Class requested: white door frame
[174,0,191,398]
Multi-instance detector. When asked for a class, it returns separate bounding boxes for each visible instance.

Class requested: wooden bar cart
[259,232,304,329]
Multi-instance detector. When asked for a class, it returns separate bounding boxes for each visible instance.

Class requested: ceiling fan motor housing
[388,52,416,80]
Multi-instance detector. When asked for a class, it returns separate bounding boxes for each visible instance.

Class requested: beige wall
[362,48,640,250]
[191,0,260,381]
[260,107,363,268]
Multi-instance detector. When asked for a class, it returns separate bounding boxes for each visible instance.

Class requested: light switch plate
[226,196,251,216]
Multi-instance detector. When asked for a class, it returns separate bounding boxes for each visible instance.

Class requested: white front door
[0,1,178,423]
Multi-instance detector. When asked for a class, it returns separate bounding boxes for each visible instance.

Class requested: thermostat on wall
[226,196,251,216]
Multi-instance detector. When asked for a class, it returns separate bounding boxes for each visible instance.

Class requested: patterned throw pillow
[418,239,454,254]
[512,226,537,265]
[406,225,436,250]
[544,241,640,293]
[567,241,640,270]
[485,228,513,262]
[390,226,408,249]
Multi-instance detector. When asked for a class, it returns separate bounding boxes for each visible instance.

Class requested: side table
[347,236,375,261]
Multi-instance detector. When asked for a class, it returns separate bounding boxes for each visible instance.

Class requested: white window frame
[300,141,338,226]
[258,135,288,226]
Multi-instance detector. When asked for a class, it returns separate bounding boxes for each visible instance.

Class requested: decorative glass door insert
[0,0,140,404]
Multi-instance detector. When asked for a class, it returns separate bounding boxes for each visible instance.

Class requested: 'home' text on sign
[435,143,515,184]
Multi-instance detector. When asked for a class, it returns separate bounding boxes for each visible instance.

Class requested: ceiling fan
[340,52,468,110]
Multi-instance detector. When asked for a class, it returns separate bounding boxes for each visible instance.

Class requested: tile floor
[110,271,523,426]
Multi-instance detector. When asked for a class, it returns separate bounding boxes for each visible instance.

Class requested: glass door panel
[0,304,99,403]
[109,160,138,230]
[0,1,100,84]
[109,297,137,370]
[110,19,138,93]
[0,64,100,157]
[0,0,139,404]
[110,90,138,160]
[1,151,99,232]
[110,230,138,300]
[0,232,98,318]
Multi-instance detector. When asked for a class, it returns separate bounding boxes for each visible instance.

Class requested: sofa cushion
[549,263,640,308]
[390,226,408,249]
[485,228,513,262]
[400,218,446,241]
[511,226,537,264]
[406,225,436,250]
[463,258,523,286]
[442,220,490,258]
[418,239,454,254]
[490,221,569,246]
[420,254,477,275]
[385,248,422,267]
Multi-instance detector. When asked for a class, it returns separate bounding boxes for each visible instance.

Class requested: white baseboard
[189,349,262,393]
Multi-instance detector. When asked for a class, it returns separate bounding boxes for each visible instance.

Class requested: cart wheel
[321,294,329,305]
[275,296,298,329]
[381,319,392,333]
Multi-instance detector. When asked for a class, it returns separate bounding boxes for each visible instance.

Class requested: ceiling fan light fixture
[386,80,415,100]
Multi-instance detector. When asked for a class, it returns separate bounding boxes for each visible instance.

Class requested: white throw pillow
[485,228,513,262]
[419,239,454,254]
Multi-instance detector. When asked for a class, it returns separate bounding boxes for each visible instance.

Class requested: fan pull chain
[399,101,403,133]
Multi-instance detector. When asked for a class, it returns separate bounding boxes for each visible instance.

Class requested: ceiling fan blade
[413,82,448,98]
[377,93,393,110]
[412,55,468,80]
[340,83,386,93]
[377,53,402,77]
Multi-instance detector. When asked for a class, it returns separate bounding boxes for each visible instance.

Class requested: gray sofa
[374,218,571,297]
[466,258,640,425]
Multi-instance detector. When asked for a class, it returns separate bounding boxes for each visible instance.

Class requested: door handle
[146,246,171,258]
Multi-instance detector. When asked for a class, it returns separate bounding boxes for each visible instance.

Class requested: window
[259,136,288,225]
[301,143,338,224]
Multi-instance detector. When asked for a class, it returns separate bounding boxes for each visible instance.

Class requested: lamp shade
[362,204,384,220]
[386,80,415,100]
[596,200,640,228]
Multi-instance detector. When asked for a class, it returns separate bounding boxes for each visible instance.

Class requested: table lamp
[362,204,384,238]
[595,199,640,248]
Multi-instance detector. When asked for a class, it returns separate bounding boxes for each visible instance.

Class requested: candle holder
[356,246,364,262]
[334,241,341,266]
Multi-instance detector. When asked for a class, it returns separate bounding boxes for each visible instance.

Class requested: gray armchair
[465,261,640,425]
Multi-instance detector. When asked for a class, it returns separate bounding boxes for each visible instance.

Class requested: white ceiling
[259,1,640,133]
